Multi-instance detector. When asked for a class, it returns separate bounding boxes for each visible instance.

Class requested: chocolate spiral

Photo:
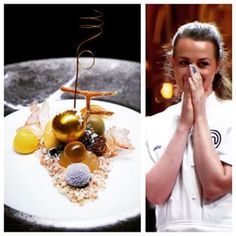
[74,10,104,109]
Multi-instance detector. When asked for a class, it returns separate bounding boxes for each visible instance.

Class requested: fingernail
[191,65,197,74]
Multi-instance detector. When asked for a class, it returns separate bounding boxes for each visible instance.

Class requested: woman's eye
[178,61,190,66]
[198,61,210,68]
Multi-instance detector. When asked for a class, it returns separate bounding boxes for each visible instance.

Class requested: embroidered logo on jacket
[210,129,221,148]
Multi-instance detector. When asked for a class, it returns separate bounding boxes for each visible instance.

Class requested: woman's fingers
[189,64,200,81]
[188,76,195,92]
[189,64,204,91]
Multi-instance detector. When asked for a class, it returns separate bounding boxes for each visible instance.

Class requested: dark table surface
[4,57,141,232]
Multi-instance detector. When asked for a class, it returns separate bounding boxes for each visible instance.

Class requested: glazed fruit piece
[64,141,87,162]
[87,114,105,135]
[59,141,86,167]
[43,120,60,149]
[13,128,39,154]
[81,151,100,172]
[59,141,100,172]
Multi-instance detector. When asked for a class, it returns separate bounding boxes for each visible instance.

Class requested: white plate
[4,100,141,229]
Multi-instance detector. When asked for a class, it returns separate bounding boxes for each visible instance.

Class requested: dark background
[4,4,140,65]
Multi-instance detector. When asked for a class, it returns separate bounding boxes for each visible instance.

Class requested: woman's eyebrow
[198,58,211,61]
[179,57,190,60]
[178,57,211,62]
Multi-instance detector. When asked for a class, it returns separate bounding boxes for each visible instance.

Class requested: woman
[146,21,232,232]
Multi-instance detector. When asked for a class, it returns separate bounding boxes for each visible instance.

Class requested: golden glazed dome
[52,110,86,143]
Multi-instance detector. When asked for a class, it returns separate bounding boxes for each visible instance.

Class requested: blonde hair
[164,21,232,100]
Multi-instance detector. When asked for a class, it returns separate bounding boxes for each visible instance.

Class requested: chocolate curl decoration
[61,10,117,121]
[74,10,104,109]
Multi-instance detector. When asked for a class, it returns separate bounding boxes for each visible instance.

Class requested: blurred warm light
[146,61,150,71]
[160,82,173,99]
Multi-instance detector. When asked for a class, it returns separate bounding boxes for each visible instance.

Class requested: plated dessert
[12,88,134,205]
[5,10,140,230]
[9,9,135,208]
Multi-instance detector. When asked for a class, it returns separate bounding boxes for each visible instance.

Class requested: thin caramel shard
[90,110,114,116]
[60,86,117,118]
[61,86,117,98]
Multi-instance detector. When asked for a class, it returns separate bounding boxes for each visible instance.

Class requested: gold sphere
[52,110,86,143]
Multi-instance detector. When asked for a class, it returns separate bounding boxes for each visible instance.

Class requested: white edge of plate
[7,206,140,229]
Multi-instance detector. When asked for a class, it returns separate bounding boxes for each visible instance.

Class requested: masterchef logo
[210,129,221,148]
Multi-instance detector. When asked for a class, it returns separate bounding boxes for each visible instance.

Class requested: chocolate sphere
[52,110,86,143]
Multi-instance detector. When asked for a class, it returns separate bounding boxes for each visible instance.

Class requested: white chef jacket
[146,92,232,232]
